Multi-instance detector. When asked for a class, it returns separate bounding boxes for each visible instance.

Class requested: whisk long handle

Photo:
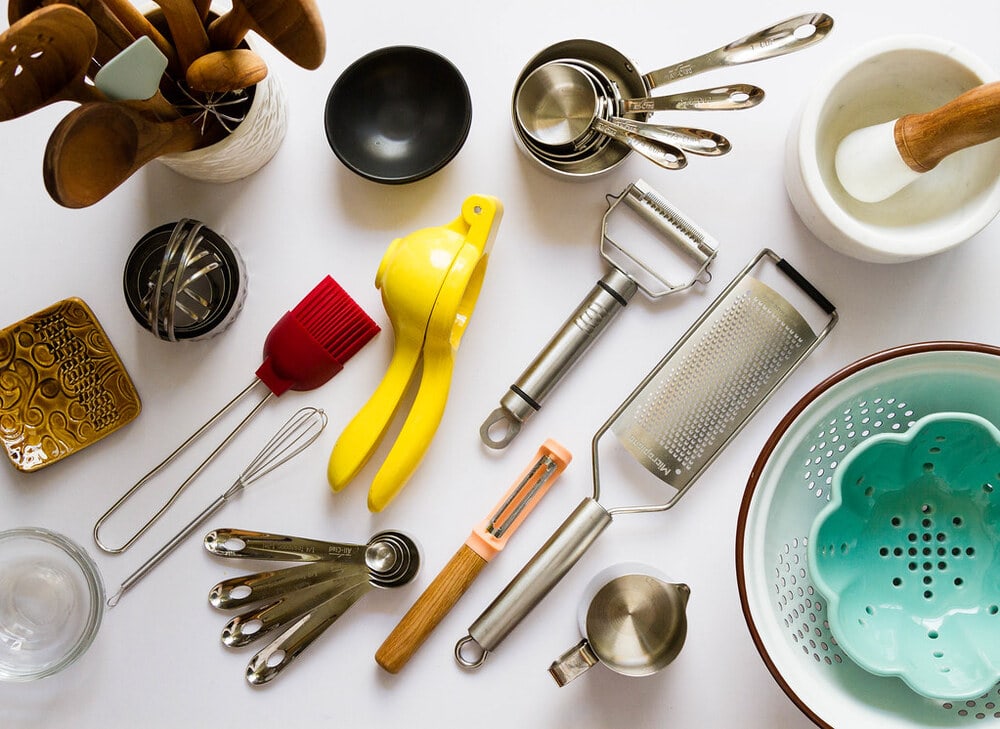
[455,498,613,668]
[108,491,229,607]
[377,544,488,673]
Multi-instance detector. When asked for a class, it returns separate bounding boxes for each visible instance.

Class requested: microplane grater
[611,266,817,493]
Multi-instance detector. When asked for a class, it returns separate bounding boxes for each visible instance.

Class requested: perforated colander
[738,342,1000,727]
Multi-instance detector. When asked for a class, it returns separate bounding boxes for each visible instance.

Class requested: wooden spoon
[186,49,268,93]
[43,102,209,208]
[0,5,102,122]
[151,0,210,72]
[100,0,179,71]
[207,0,325,70]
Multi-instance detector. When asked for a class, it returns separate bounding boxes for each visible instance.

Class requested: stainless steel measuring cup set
[205,528,420,685]
[511,12,834,178]
[458,249,838,668]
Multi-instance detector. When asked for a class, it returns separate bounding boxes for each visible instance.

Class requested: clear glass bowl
[0,528,104,681]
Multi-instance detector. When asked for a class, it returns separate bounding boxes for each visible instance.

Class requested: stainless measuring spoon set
[205,528,420,685]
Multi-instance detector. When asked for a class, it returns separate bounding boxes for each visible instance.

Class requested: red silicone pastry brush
[94,276,380,554]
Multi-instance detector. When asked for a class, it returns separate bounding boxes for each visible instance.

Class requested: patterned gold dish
[0,298,141,472]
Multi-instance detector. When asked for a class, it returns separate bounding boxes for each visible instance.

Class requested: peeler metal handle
[480,180,717,450]
[454,497,613,669]
[479,268,638,449]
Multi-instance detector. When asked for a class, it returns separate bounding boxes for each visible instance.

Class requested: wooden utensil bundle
[0,0,325,206]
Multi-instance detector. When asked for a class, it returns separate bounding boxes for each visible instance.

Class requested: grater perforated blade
[454,248,837,669]
[610,265,820,497]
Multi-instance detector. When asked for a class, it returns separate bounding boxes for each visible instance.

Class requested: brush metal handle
[204,528,369,563]
[619,84,764,113]
[454,498,613,669]
[591,118,688,170]
[480,269,638,449]
[209,562,365,609]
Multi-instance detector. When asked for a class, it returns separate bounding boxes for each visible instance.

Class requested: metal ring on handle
[454,635,489,669]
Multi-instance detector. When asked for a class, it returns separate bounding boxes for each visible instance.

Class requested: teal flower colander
[738,342,1000,728]
[810,411,1000,700]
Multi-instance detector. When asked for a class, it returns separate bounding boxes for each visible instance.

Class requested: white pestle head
[834,119,922,203]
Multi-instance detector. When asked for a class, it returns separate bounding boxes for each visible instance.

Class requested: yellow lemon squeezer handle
[327,195,503,511]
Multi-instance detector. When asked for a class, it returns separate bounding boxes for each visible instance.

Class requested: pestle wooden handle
[375,544,488,674]
[896,81,1000,172]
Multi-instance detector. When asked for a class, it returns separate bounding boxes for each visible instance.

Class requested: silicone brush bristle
[293,276,381,364]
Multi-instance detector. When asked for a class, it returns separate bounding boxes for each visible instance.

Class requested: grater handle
[480,270,638,449]
[454,498,613,668]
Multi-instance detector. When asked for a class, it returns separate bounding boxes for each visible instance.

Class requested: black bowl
[324,46,473,184]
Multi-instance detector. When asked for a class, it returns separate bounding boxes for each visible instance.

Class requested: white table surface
[1,1,998,727]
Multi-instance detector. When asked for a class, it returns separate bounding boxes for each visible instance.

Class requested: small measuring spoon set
[204,528,420,685]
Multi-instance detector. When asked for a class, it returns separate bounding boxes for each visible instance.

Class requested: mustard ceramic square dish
[0,298,140,471]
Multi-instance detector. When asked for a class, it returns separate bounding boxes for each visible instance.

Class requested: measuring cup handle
[456,498,613,667]
[548,639,601,686]
[642,12,834,90]
[479,270,638,449]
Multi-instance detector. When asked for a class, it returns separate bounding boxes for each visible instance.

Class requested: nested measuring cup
[511,12,833,178]
[548,563,690,686]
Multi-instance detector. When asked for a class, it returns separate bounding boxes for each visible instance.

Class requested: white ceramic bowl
[785,35,1000,263]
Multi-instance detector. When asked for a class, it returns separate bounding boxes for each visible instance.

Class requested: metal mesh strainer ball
[123,220,247,341]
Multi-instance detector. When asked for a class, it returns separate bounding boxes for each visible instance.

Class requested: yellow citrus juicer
[328,195,502,511]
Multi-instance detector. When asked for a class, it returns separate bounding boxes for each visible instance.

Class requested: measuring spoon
[246,581,371,685]
[43,101,210,208]
[205,529,421,589]
[244,535,420,685]
[221,570,365,647]
[210,562,366,610]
